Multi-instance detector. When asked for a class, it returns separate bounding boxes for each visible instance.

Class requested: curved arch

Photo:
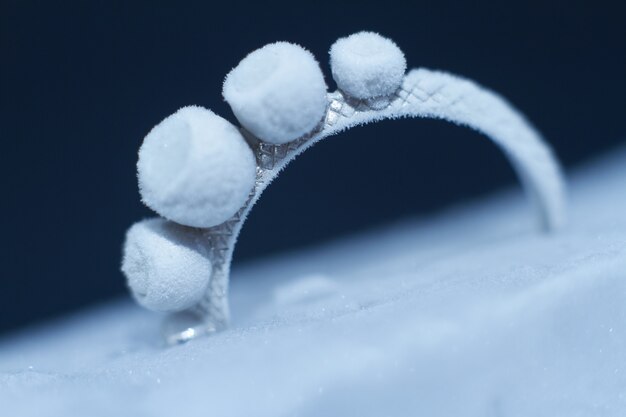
[164,68,566,344]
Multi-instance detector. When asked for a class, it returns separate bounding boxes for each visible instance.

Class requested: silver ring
[121,33,566,345]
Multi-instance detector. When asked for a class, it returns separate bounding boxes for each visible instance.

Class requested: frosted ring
[121,32,566,345]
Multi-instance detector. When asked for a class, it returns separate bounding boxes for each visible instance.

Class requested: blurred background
[1,0,624,336]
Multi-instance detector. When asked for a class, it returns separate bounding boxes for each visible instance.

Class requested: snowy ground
[1,147,625,417]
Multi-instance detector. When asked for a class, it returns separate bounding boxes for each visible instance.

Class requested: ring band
[122,34,566,345]
[169,68,565,344]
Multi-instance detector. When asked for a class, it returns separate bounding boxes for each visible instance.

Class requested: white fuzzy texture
[121,218,212,312]
[223,42,327,144]
[330,31,407,99]
[1,147,626,416]
[138,106,256,228]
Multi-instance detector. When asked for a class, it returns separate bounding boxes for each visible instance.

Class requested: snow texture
[330,31,407,99]
[122,218,212,312]
[1,146,626,416]
[138,106,256,228]
[223,42,327,144]
[329,68,566,231]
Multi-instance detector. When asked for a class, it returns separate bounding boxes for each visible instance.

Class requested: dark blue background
[1,0,625,335]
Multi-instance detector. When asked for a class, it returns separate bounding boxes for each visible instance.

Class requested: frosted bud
[330,32,407,99]
[223,42,327,144]
[122,218,212,312]
[138,106,256,228]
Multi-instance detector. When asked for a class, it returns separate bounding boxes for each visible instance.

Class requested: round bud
[330,32,407,99]
[138,106,256,228]
[122,218,212,312]
[223,42,327,144]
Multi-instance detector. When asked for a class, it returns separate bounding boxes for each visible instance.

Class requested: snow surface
[1,147,626,417]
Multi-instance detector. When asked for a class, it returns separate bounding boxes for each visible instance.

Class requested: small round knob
[223,42,327,144]
[330,32,406,99]
[138,106,256,228]
[122,218,212,312]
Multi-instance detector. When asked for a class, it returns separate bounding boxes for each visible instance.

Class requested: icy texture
[330,31,406,99]
[223,42,327,144]
[122,218,212,312]
[2,147,626,416]
[138,106,256,228]
[326,68,566,230]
